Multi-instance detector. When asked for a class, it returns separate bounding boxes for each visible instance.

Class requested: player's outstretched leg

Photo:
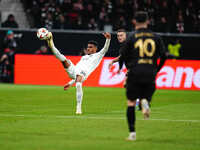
[46,32,71,68]
[75,82,83,114]
[141,98,150,119]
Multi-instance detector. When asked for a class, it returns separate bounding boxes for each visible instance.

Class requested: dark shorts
[126,76,156,102]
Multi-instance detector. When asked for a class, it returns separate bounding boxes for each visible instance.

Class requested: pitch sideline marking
[0,114,200,123]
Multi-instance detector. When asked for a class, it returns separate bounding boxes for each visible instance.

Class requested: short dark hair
[134,11,149,23]
[117,29,126,33]
[88,40,98,48]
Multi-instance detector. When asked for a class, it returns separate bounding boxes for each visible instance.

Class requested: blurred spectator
[185,0,198,33]
[156,0,171,32]
[73,16,86,30]
[173,11,185,33]
[98,7,107,30]
[44,13,54,29]
[143,0,156,30]
[0,30,18,83]
[53,14,69,29]
[115,0,126,18]
[82,3,96,23]
[1,14,19,28]
[3,30,17,51]
[113,15,127,31]
[35,45,48,54]
[54,6,63,22]
[0,54,13,82]
[172,0,184,16]
[61,0,72,14]
[73,0,84,12]
[87,18,98,30]
[26,0,41,27]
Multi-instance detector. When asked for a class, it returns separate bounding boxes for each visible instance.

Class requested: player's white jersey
[76,39,110,78]
[65,39,110,80]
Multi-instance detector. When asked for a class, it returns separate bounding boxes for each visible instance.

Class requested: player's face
[117,32,126,43]
[86,44,97,54]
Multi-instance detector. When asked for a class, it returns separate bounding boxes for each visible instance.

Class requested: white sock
[76,82,83,107]
[51,45,66,62]
[141,99,149,109]
[130,132,136,136]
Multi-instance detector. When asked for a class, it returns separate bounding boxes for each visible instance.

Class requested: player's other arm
[157,37,167,72]
[157,52,177,72]
[99,32,111,55]
[108,55,121,69]
[118,55,124,70]
[64,79,75,90]
[117,38,131,71]
[112,56,121,63]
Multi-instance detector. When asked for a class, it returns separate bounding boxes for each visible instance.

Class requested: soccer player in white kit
[46,32,111,114]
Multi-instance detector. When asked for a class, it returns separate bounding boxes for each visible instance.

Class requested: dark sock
[127,106,136,132]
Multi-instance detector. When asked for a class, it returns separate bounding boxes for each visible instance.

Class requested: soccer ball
[37,28,49,40]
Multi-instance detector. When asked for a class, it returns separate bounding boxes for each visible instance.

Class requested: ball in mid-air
[37,28,49,40]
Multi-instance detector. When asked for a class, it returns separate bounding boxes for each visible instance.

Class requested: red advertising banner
[14,54,200,90]
[156,60,200,90]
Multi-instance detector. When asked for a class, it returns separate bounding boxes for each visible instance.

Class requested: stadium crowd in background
[21,0,200,33]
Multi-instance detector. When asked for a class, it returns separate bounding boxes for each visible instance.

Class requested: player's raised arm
[99,32,111,55]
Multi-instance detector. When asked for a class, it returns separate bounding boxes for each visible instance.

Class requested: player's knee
[76,82,83,95]
[76,82,82,87]
[76,82,82,91]
[127,100,136,106]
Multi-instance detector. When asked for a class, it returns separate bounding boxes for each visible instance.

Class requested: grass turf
[0,84,200,150]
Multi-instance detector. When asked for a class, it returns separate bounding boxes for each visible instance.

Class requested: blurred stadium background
[0,0,200,150]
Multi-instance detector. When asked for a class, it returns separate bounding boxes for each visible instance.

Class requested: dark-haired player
[108,29,127,72]
[45,32,111,114]
[120,11,167,140]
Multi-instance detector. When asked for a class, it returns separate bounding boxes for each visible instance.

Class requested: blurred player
[45,32,111,114]
[108,29,141,109]
[119,11,167,141]
[108,29,127,73]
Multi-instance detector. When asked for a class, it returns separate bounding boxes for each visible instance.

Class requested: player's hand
[64,83,71,90]
[108,61,113,70]
[103,32,111,39]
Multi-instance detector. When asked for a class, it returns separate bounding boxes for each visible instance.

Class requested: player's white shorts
[65,60,87,81]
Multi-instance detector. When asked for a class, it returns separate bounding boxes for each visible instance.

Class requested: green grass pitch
[0,84,200,150]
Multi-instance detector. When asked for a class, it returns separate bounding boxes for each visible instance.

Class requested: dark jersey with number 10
[120,28,167,83]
